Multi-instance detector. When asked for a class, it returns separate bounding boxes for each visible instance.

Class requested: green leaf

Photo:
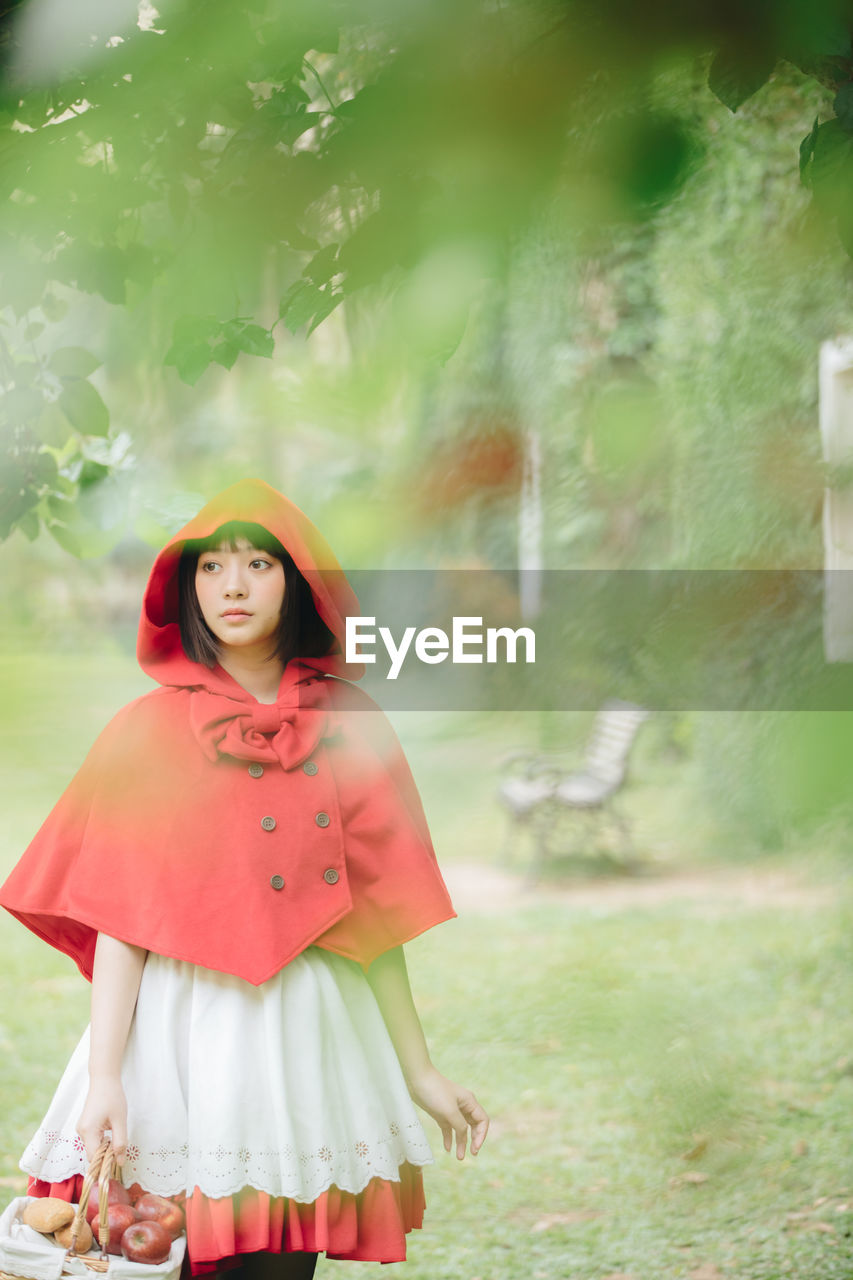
[36,401,71,447]
[124,243,164,288]
[133,511,175,548]
[211,322,274,368]
[0,484,36,540]
[59,244,128,305]
[262,90,316,145]
[79,460,110,487]
[44,493,123,557]
[164,340,213,386]
[306,289,343,335]
[273,84,310,111]
[210,340,241,370]
[278,280,308,319]
[303,243,340,286]
[31,449,58,486]
[234,323,274,357]
[279,280,323,332]
[47,522,83,556]
[49,346,102,379]
[77,473,130,531]
[799,116,820,186]
[46,493,77,522]
[58,379,110,436]
[809,119,853,218]
[220,317,255,339]
[335,207,418,291]
[708,46,776,113]
[795,13,852,60]
[835,83,853,132]
[16,507,40,541]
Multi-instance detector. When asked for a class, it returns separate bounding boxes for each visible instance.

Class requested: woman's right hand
[75,1075,128,1166]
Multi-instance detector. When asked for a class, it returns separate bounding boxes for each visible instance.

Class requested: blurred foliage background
[2,1,853,843]
[2,4,853,1278]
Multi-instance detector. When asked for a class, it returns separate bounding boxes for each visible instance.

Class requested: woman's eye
[251,559,271,569]
[199,561,219,572]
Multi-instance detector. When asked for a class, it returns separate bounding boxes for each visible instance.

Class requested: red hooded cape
[0,478,456,984]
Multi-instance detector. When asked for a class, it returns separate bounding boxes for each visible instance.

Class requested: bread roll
[55,1219,94,1254]
[22,1198,75,1233]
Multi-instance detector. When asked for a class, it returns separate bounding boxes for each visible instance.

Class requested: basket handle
[67,1137,118,1260]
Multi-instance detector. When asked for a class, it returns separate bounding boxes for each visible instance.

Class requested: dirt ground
[441,860,836,915]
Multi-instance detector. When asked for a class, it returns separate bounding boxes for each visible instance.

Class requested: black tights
[215,1251,318,1280]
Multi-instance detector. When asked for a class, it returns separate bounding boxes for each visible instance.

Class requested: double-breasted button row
[251,761,319,778]
[262,812,330,832]
[269,870,337,891]
[255,762,333,889]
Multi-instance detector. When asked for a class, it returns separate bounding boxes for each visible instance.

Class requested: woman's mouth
[222,610,252,618]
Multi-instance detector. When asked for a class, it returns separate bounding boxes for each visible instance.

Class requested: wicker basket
[0,1139,185,1280]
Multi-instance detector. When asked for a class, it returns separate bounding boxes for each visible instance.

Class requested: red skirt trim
[27,1166,425,1273]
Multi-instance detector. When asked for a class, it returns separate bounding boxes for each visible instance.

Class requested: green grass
[396,893,853,1280]
[1,651,851,1278]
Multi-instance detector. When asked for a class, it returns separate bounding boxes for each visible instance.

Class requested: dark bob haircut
[178,520,336,669]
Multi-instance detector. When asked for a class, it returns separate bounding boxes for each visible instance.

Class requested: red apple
[120,1220,172,1266]
[85,1178,132,1226]
[93,1203,138,1255]
[134,1193,185,1240]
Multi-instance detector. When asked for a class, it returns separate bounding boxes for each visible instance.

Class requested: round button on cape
[270,874,285,890]
[261,815,276,831]
[303,760,319,775]
[323,868,340,885]
[315,811,330,828]
[248,763,264,778]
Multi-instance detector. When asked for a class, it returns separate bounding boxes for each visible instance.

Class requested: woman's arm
[365,946,489,1159]
[75,933,148,1166]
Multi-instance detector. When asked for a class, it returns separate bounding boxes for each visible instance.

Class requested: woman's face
[195,536,286,657]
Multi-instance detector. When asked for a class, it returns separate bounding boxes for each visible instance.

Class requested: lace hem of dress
[21,1122,434,1202]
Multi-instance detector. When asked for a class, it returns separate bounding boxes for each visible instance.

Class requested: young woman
[0,477,488,1280]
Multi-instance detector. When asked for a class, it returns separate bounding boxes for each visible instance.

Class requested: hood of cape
[137,477,366,695]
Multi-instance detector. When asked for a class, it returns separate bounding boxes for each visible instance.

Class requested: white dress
[21,947,434,1204]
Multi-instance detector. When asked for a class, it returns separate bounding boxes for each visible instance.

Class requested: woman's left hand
[407,1066,490,1159]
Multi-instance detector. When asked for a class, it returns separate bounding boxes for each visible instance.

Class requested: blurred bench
[497,699,651,881]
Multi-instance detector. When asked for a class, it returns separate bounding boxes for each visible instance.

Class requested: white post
[519,428,543,621]
[820,336,853,661]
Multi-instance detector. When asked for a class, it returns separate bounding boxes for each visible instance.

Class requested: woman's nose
[223,567,248,596]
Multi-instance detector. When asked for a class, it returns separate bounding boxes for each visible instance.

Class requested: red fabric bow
[188,674,341,771]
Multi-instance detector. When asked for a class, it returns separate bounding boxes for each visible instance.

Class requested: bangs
[185,520,286,559]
